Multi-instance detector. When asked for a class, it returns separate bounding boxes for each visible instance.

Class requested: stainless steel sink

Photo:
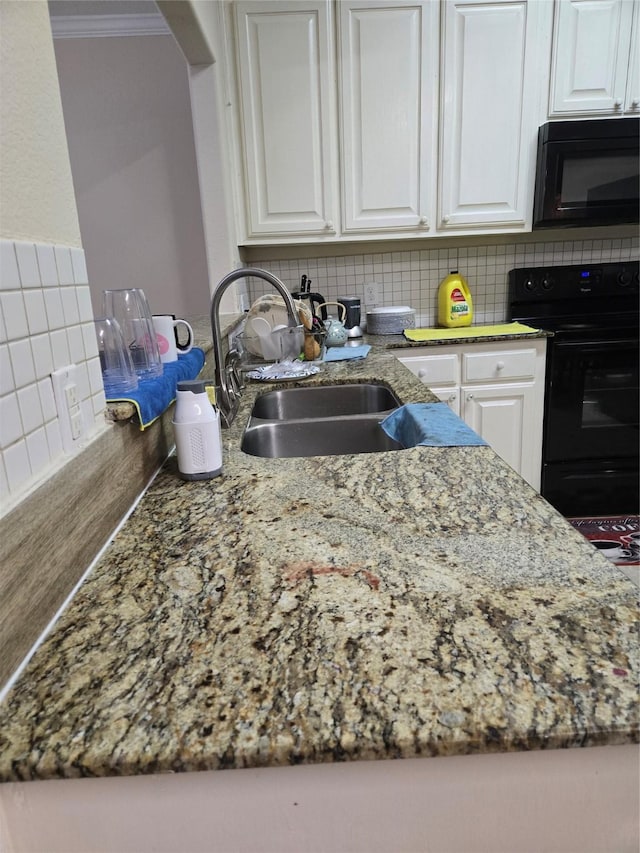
[241,415,403,458]
[249,383,401,420]
[241,382,403,458]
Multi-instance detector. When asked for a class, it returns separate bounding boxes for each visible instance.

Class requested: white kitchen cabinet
[438,0,552,231]
[233,1,339,237]
[337,0,438,233]
[397,339,547,490]
[549,0,639,116]
[228,0,552,243]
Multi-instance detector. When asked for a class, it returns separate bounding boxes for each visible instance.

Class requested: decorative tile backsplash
[0,240,108,513]
[248,235,639,325]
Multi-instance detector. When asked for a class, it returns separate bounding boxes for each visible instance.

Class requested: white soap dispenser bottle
[173,380,222,480]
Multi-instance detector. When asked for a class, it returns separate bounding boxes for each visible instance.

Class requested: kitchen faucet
[210,267,299,426]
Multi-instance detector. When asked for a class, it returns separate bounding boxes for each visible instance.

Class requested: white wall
[0,2,106,514]
[53,33,212,319]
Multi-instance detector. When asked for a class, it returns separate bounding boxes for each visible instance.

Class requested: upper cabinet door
[234,1,338,237]
[549,0,635,115]
[439,0,549,231]
[624,2,640,112]
[338,1,439,233]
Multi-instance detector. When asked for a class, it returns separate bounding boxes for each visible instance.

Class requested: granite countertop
[0,345,637,782]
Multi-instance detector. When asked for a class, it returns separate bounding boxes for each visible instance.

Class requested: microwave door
[534,139,639,228]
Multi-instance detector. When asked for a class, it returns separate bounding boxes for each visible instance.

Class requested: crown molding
[51,12,171,39]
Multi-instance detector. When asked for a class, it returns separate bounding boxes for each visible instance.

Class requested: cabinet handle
[443,215,450,224]
[419,216,427,226]
[449,393,457,402]
[614,100,623,109]
[418,369,428,380]
[632,100,639,109]
[325,221,334,231]
[467,393,474,400]
[496,360,505,370]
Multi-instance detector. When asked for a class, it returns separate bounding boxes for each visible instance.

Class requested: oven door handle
[553,336,639,352]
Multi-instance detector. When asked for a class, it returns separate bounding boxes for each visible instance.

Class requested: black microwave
[533,118,639,229]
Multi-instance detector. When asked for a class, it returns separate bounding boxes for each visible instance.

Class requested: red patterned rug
[568,515,640,566]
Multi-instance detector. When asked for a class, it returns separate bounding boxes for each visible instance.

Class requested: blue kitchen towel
[105,347,206,430]
[323,344,371,362]
[380,402,488,447]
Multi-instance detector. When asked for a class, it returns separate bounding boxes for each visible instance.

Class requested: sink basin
[250,383,400,420]
[241,415,403,458]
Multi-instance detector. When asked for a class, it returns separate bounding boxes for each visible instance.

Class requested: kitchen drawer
[462,348,537,383]
[399,353,459,386]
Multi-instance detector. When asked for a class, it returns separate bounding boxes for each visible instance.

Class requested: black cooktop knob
[524,277,536,292]
[541,275,554,291]
[618,271,632,286]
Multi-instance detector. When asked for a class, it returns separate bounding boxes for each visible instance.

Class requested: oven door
[544,333,639,463]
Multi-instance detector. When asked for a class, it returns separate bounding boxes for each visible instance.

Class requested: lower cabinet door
[462,383,540,489]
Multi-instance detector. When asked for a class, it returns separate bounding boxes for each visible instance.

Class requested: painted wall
[53,34,212,318]
[0,1,81,246]
[0,2,106,514]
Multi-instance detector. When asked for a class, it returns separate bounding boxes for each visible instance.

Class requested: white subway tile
[70,248,89,285]
[80,398,93,434]
[23,289,49,335]
[0,241,20,291]
[87,356,104,396]
[45,420,63,461]
[43,289,65,330]
[0,344,14,396]
[61,287,80,326]
[17,384,44,434]
[54,246,74,285]
[82,322,99,360]
[67,325,85,364]
[14,242,41,288]
[0,454,8,502]
[26,426,50,476]
[0,302,6,344]
[0,393,23,448]
[8,338,36,388]
[4,439,31,492]
[38,377,57,422]
[36,244,59,287]
[50,328,71,370]
[1,291,29,340]
[76,361,90,400]
[92,390,107,417]
[31,334,54,380]
[76,286,94,323]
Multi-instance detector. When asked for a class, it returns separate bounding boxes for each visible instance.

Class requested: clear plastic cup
[94,317,139,397]
[102,288,162,380]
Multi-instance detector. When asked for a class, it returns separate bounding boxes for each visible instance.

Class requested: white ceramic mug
[152,315,194,363]
[591,539,633,560]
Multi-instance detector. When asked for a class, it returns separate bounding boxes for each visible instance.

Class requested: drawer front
[399,353,459,386]
[463,348,537,383]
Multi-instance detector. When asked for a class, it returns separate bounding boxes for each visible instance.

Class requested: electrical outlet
[51,364,85,453]
[364,281,381,309]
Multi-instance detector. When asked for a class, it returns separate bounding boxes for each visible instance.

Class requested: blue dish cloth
[380,402,488,448]
[323,344,371,362]
[105,347,206,430]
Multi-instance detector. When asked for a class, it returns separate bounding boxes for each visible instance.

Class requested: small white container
[173,380,222,480]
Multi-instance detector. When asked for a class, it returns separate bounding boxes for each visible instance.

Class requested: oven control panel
[508,261,639,302]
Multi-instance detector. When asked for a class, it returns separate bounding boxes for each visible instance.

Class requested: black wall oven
[533,118,639,229]
[509,262,639,517]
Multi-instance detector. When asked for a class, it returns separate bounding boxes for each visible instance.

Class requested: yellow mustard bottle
[437,270,473,328]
